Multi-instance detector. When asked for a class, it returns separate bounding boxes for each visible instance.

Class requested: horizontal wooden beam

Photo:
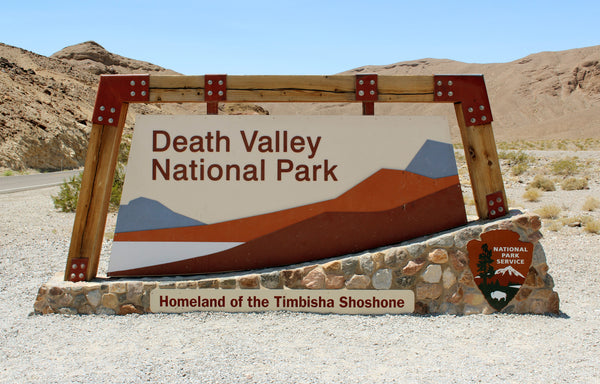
[148,75,434,103]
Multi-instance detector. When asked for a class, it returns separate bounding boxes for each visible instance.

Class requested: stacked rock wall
[34,212,559,315]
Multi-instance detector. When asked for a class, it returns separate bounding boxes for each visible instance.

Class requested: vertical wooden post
[64,105,128,281]
[455,104,507,219]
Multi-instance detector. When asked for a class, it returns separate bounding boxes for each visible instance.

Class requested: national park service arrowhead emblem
[467,230,533,311]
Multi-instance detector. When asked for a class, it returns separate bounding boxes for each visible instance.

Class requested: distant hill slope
[0,41,264,170]
[268,46,600,142]
[0,41,598,170]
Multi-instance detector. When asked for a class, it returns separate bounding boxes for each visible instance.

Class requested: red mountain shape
[110,183,467,276]
[114,169,461,243]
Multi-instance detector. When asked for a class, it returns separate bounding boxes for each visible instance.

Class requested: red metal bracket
[356,74,377,115]
[205,74,227,115]
[205,74,227,101]
[486,191,507,219]
[434,75,493,126]
[356,74,378,101]
[92,74,150,127]
[67,258,88,282]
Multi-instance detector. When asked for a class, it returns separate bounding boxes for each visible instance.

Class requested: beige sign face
[118,115,451,223]
[150,289,415,314]
[110,115,465,276]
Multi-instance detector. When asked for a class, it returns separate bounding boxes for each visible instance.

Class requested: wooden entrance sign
[64,74,507,282]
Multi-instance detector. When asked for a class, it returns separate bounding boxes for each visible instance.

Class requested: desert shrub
[511,163,529,176]
[498,150,533,176]
[535,204,561,219]
[523,188,542,202]
[52,165,126,213]
[561,177,588,191]
[551,157,579,176]
[2,170,14,176]
[110,164,126,210]
[583,196,600,212]
[52,137,129,213]
[584,219,600,234]
[529,175,556,191]
[545,220,563,232]
[52,172,83,212]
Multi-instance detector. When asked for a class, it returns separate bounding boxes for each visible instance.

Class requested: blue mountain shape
[115,197,204,233]
[406,140,458,179]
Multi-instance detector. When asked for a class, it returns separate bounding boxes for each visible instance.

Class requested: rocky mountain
[0,41,263,170]
[0,41,598,171]
[269,45,600,142]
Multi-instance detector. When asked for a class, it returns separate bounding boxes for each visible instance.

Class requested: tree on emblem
[477,243,494,286]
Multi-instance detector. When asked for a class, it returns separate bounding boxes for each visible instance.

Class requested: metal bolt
[358,90,365,96]
[448,91,453,97]
[208,80,213,85]
[108,118,114,124]
[359,80,364,85]
[481,116,487,121]
[141,80,146,86]
[208,91,213,96]
[70,273,76,279]
[489,200,494,206]
[130,80,136,86]
[218,90,224,96]
[479,105,485,110]
[80,263,86,269]
[437,80,442,86]
[468,107,474,113]
[72,264,77,270]
[130,91,136,97]
[98,116,103,122]
[110,107,116,113]
[141,91,147,96]
[99,106,105,111]
[218,80,224,86]
[79,273,84,279]
[437,91,443,97]
[496,197,502,203]
[498,206,504,213]
[470,118,476,123]
[448,80,453,86]
[490,210,496,216]
[370,79,375,85]
[370,90,375,95]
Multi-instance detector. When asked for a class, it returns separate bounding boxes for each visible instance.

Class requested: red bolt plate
[92,74,150,127]
[356,74,378,101]
[433,75,493,126]
[486,191,507,219]
[205,74,227,101]
[68,258,89,282]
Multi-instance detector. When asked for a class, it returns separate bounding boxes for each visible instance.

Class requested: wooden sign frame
[64,74,506,282]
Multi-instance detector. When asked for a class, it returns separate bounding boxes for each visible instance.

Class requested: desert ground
[1,144,599,383]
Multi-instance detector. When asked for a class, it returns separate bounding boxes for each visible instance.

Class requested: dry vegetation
[457,138,600,235]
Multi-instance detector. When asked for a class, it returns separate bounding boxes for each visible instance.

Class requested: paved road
[0,169,82,194]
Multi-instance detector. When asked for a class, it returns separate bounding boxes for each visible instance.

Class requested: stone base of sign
[34,211,559,316]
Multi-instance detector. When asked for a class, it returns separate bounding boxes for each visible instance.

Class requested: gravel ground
[1,161,599,383]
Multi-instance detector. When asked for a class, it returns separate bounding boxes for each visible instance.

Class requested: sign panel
[109,115,466,276]
[150,289,415,314]
[467,230,534,311]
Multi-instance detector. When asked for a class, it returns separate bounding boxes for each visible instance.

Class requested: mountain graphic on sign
[495,266,525,278]
[115,197,204,233]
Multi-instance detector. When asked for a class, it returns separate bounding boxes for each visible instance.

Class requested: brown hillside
[1,42,598,170]
[0,41,263,170]
[267,46,600,142]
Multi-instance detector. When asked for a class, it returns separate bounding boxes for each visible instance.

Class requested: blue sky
[2,1,598,75]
